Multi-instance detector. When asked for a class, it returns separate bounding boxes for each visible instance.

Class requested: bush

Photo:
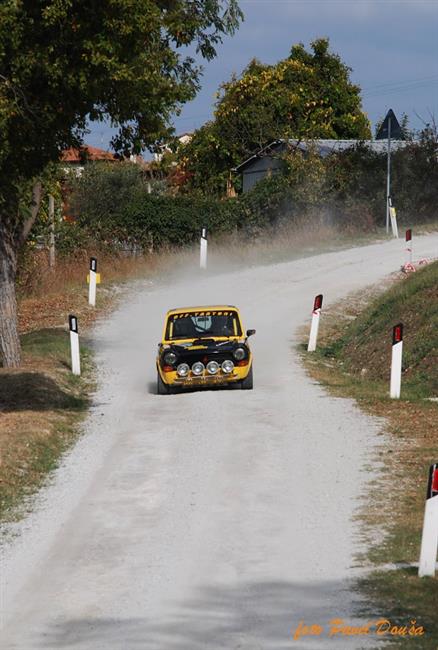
[117,194,242,249]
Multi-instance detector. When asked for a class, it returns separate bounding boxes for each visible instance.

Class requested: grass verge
[301,260,438,649]
[0,328,94,524]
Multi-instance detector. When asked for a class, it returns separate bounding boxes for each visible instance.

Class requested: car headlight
[192,361,205,376]
[206,360,219,375]
[163,351,177,365]
[221,359,234,374]
[233,347,246,361]
[177,363,190,377]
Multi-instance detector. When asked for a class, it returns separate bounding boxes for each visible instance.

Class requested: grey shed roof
[234,138,410,172]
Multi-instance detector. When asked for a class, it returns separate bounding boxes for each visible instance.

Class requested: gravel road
[1,235,437,649]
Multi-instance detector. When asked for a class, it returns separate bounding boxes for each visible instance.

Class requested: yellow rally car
[156,305,255,394]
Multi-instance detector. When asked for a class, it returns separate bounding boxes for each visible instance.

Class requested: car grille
[177,350,234,366]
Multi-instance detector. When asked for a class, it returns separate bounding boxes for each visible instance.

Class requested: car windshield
[166,310,242,340]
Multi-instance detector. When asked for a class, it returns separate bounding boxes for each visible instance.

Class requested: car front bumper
[173,372,241,387]
[158,364,250,388]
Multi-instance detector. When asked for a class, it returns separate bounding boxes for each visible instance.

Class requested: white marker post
[388,197,399,239]
[69,315,81,376]
[307,294,323,352]
[200,227,208,270]
[88,257,97,307]
[405,228,413,265]
[419,464,438,577]
[48,194,56,268]
[390,323,403,399]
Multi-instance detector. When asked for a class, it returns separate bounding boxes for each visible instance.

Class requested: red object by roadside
[313,294,323,312]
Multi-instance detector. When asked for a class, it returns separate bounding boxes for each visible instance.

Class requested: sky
[87,0,438,153]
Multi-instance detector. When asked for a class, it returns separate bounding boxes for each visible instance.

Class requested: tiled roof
[61,146,117,163]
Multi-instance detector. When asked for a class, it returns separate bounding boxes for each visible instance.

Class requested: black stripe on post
[90,257,97,272]
[392,322,403,345]
[406,228,412,242]
[201,227,208,240]
[69,314,78,333]
[313,294,323,311]
[426,464,438,500]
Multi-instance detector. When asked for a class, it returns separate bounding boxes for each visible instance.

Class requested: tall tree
[0,0,242,366]
[181,38,371,194]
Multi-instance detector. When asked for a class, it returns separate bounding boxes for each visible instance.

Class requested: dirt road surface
[1,236,437,649]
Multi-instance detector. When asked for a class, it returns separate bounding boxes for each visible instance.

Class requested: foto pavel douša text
[292,619,425,640]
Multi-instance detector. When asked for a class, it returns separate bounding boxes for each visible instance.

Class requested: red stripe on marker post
[419,463,438,577]
[313,294,323,313]
[405,228,413,265]
[427,464,438,500]
[307,293,323,351]
[432,471,438,496]
[390,323,403,398]
[392,322,403,345]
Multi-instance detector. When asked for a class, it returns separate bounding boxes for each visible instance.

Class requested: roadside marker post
[405,228,413,265]
[48,194,56,268]
[419,464,438,577]
[88,257,98,306]
[69,315,81,376]
[390,323,403,399]
[307,294,323,352]
[200,227,208,270]
[388,197,399,239]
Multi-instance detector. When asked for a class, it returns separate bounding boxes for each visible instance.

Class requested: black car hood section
[159,340,248,369]
[171,340,241,355]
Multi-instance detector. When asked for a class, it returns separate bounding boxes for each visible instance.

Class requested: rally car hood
[160,338,249,365]
[170,338,241,350]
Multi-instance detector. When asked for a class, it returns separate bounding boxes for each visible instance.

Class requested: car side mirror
[246,329,256,337]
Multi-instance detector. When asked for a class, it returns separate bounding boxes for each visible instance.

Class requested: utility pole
[377,109,403,234]
[48,194,56,268]
[386,115,391,234]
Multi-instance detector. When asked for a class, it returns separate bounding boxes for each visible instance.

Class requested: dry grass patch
[0,330,93,523]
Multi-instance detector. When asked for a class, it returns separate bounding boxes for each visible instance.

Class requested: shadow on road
[36,579,378,649]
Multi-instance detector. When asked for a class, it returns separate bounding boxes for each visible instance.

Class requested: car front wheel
[157,371,170,395]
[241,366,253,390]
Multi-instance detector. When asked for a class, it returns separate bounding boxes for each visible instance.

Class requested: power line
[363,74,438,92]
[363,76,438,98]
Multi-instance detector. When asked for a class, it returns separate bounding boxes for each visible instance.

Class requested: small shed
[233,140,285,192]
[234,139,408,193]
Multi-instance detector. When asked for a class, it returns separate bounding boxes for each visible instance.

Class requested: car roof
[166,305,238,316]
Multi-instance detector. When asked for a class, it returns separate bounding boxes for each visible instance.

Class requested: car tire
[157,371,170,395]
[241,366,253,390]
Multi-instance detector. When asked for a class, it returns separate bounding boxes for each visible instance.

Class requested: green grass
[22,328,71,358]
[320,260,438,399]
[358,569,438,649]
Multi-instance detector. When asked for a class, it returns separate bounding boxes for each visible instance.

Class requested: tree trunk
[0,181,42,367]
[0,224,20,367]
